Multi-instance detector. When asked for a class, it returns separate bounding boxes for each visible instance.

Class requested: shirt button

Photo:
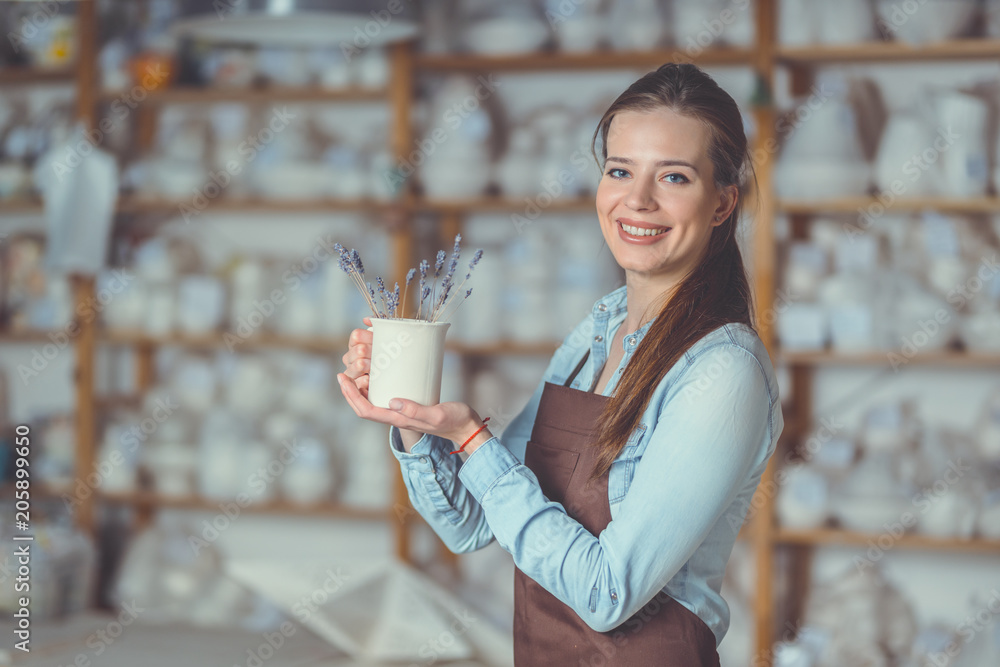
[610,592,618,602]
[594,335,603,342]
[419,456,428,464]
[597,303,607,311]
[627,337,636,346]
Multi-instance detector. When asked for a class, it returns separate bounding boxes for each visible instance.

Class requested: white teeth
[621,222,667,237]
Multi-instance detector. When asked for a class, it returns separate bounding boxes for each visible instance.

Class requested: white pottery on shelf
[608,0,668,51]
[777,464,830,529]
[874,111,943,197]
[929,90,990,198]
[280,436,334,506]
[874,0,977,44]
[175,275,226,335]
[976,388,1000,461]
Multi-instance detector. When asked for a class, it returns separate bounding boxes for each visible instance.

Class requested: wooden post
[751,0,779,663]
[70,0,98,535]
[388,39,416,564]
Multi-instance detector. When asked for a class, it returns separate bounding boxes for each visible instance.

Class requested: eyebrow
[605,156,699,175]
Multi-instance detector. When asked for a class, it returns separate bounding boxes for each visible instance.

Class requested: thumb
[387,397,421,416]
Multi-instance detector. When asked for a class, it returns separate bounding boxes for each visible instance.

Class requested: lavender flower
[466,249,483,280]
[331,237,482,322]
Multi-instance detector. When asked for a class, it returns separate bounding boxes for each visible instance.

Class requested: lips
[617,218,670,238]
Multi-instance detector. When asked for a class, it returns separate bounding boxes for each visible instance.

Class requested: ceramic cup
[367,318,450,409]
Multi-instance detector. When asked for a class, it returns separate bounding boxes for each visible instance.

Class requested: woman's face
[595,107,737,289]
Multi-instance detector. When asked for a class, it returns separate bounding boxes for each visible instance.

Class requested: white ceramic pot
[464,17,549,55]
[777,465,830,529]
[919,488,978,538]
[818,0,876,44]
[555,15,604,52]
[367,318,450,408]
[875,0,977,44]
[875,112,941,197]
[933,91,989,198]
[977,492,1000,539]
[176,275,226,334]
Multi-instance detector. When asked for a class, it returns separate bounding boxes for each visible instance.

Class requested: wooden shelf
[98,330,563,357]
[0,66,76,85]
[778,196,1000,215]
[97,490,390,520]
[777,39,1000,64]
[447,340,561,356]
[0,198,45,214]
[780,350,1000,367]
[116,196,400,215]
[416,47,756,71]
[417,196,595,213]
[0,329,61,344]
[99,329,347,353]
[98,85,388,104]
[777,527,1000,553]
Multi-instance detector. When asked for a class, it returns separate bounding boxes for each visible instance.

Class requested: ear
[711,185,738,227]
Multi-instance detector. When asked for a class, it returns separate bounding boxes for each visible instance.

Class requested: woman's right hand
[341,316,373,399]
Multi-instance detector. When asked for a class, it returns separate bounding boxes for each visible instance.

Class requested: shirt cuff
[456,436,521,504]
[388,426,447,462]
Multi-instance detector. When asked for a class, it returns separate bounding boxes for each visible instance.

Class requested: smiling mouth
[618,220,670,237]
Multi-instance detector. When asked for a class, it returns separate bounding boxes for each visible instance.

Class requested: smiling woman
[338,62,782,667]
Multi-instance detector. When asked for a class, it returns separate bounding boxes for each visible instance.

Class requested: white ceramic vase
[367,318,450,408]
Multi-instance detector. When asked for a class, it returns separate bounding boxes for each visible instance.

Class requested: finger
[385,398,442,431]
[338,373,414,429]
[349,327,373,346]
[342,356,370,380]
[362,316,372,327]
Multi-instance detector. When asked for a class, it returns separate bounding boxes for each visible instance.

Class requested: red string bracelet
[450,417,491,455]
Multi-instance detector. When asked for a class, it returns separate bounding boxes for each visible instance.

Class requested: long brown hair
[587,62,759,482]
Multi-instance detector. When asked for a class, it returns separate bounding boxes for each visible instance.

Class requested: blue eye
[605,168,629,179]
[664,173,688,184]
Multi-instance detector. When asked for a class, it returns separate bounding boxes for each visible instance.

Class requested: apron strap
[564,349,590,387]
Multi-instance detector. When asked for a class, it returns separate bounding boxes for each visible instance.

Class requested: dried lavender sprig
[335,244,382,317]
[439,287,473,324]
[376,276,388,315]
[367,282,382,318]
[419,286,431,320]
[402,267,416,318]
[391,282,400,318]
[431,234,463,321]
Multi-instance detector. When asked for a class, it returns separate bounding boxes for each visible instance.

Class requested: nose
[623,175,656,211]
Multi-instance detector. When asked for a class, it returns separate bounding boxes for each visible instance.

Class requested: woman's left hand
[337,372,484,445]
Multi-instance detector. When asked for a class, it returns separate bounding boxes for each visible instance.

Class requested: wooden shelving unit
[778,196,1000,215]
[96,490,390,520]
[780,350,1000,367]
[415,47,756,71]
[98,85,388,105]
[4,1,999,663]
[776,527,1000,554]
[0,65,76,84]
[776,38,1000,64]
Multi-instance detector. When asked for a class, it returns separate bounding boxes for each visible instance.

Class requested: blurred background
[1,0,1000,665]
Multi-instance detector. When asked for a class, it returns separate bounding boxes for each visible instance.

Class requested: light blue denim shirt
[387,284,783,647]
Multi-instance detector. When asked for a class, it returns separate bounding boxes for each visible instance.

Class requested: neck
[621,270,682,335]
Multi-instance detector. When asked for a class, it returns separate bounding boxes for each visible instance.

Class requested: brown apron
[514,349,720,666]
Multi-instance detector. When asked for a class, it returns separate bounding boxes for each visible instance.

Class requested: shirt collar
[591,285,658,350]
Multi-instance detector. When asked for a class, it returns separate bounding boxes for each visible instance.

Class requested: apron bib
[513,350,720,666]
